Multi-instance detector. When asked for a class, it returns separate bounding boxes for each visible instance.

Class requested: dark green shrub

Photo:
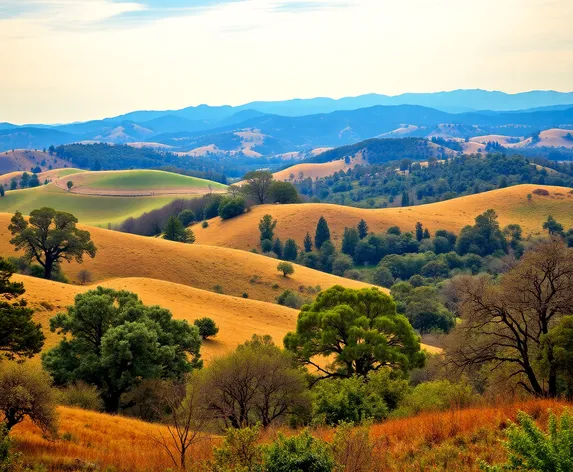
[194,317,219,339]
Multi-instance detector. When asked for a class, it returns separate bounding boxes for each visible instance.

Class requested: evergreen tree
[423,228,431,239]
[415,222,424,242]
[258,214,277,242]
[303,232,313,253]
[341,227,359,257]
[401,191,410,207]
[272,238,284,259]
[314,217,331,250]
[164,216,191,243]
[357,219,369,239]
[543,215,564,236]
[0,186,4,197]
[283,239,298,261]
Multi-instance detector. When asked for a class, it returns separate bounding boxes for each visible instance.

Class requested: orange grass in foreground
[13,399,570,472]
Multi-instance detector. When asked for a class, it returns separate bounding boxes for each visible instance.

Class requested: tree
[199,335,308,428]
[150,377,211,472]
[0,362,58,435]
[272,238,284,258]
[401,191,410,207]
[9,180,16,191]
[9,208,97,281]
[284,286,425,382]
[48,145,55,156]
[283,239,299,261]
[331,254,353,277]
[29,174,40,188]
[242,171,274,204]
[415,222,424,242]
[357,219,369,239]
[164,215,190,242]
[455,209,507,256]
[66,180,73,191]
[0,187,4,197]
[314,216,331,250]
[42,287,202,412]
[20,173,30,188]
[218,197,246,220]
[341,227,359,257]
[543,215,564,236]
[372,265,394,288]
[277,262,294,277]
[270,181,299,204]
[77,269,93,285]
[303,232,313,252]
[0,258,44,360]
[423,228,431,239]
[447,240,573,397]
[178,210,196,227]
[259,214,277,242]
[194,317,219,339]
[263,430,334,472]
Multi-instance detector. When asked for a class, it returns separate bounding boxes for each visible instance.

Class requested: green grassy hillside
[0,184,197,227]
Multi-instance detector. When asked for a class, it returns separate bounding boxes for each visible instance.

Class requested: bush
[263,430,334,472]
[218,197,246,220]
[482,409,573,472]
[277,262,295,277]
[394,380,476,417]
[194,317,219,339]
[261,239,273,253]
[202,221,209,228]
[532,188,550,196]
[77,269,93,285]
[58,382,103,411]
[277,290,307,309]
[331,254,353,277]
[372,265,394,288]
[178,209,196,226]
[212,425,263,472]
[332,423,374,472]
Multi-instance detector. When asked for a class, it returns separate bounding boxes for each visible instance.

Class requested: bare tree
[150,377,211,472]
[447,240,573,397]
[241,171,274,204]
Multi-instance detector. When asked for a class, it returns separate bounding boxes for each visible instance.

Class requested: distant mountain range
[1,90,573,155]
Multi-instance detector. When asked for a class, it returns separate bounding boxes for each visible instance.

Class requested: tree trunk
[44,257,54,280]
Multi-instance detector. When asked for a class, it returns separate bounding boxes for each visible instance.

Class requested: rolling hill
[192,185,573,251]
[273,152,366,182]
[0,149,70,175]
[0,215,371,303]
[0,168,85,188]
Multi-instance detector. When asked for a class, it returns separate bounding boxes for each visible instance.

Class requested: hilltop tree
[277,262,295,278]
[314,216,331,250]
[303,232,313,252]
[357,219,369,239]
[270,181,299,204]
[43,287,202,412]
[9,208,97,280]
[66,180,73,191]
[283,239,299,261]
[284,286,425,382]
[0,258,44,360]
[242,170,274,204]
[341,227,359,257]
[259,214,277,242]
[164,216,194,243]
[543,215,564,236]
[447,240,573,397]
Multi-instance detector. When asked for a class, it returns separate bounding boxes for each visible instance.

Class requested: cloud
[272,0,353,13]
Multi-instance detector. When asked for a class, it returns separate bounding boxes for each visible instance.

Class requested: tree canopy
[284,285,425,382]
[9,208,97,280]
[42,287,202,412]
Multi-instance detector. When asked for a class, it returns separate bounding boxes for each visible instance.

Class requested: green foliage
[277,262,295,277]
[259,214,277,242]
[204,195,225,219]
[212,425,263,472]
[543,215,564,236]
[178,209,196,226]
[9,208,97,280]
[270,181,299,204]
[341,228,360,257]
[242,171,274,204]
[0,258,44,361]
[283,239,299,262]
[312,370,409,425]
[261,239,273,253]
[194,317,219,340]
[0,362,58,435]
[202,221,209,228]
[57,382,103,412]
[219,197,246,220]
[455,209,507,257]
[272,238,284,258]
[262,430,335,472]
[543,316,573,396]
[482,410,573,472]
[164,215,194,242]
[357,219,369,240]
[331,254,353,277]
[304,232,313,252]
[66,180,73,191]
[372,265,394,288]
[277,290,308,310]
[314,217,331,250]
[395,380,476,417]
[42,287,202,412]
[284,285,425,379]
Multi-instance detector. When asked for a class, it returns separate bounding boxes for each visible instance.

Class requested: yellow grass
[0,214,370,304]
[470,129,573,149]
[273,153,365,182]
[192,184,573,251]
[11,399,570,471]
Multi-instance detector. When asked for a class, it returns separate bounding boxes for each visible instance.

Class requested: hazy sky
[1,0,572,124]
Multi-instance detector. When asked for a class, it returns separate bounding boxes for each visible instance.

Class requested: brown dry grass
[0,214,370,304]
[0,150,66,175]
[192,184,573,251]
[273,152,365,182]
[12,398,570,471]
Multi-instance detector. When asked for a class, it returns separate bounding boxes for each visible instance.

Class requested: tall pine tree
[401,191,410,207]
[357,219,369,239]
[314,217,331,250]
[303,232,313,253]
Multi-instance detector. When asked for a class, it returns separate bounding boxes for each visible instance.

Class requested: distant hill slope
[192,185,573,251]
[0,149,71,174]
[0,216,371,303]
[0,128,74,151]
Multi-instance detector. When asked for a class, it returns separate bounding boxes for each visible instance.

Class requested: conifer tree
[314,217,331,250]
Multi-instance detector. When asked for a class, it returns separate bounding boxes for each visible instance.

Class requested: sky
[1,0,572,124]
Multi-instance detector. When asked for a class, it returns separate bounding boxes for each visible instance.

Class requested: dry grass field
[0,168,85,188]
[273,153,365,182]
[0,214,371,303]
[10,398,569,472]
[192,184,573,251]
